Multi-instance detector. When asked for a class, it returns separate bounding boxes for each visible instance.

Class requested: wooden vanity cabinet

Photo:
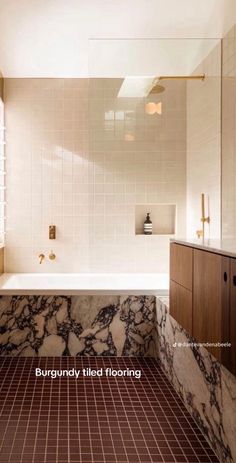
[170,242,193,290]
[230,259,236,375]
[170,242,236,376]
[170,280,193,334]
[193,249,230,362]
[170,243,193,334]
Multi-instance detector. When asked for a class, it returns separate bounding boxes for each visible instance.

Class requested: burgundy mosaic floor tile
[0,357,219,463]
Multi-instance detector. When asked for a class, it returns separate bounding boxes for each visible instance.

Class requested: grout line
[19,357,38,463]
[5,358,31,462]
[0,356,220,463]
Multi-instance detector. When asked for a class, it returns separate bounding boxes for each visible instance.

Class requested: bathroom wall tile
[222,25,236,239]
[4,78,186,272]
[186,43,221,240]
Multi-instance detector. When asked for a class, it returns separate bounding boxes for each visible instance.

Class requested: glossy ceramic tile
[0,357,219,463]
[4,78,186,273]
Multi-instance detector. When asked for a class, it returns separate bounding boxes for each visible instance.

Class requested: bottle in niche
[144,212,152,235]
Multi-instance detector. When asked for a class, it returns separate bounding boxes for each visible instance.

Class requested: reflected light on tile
[124,133,135,141]
[156,102,162,115]
[145,101,162,115]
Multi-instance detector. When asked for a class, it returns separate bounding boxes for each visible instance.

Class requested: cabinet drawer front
[193,249,230,361]
[170,280,192,334]
[230,258,236,376]
[170,243,193,290]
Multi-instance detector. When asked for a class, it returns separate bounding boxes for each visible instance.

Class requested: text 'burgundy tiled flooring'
[0,357,219,463]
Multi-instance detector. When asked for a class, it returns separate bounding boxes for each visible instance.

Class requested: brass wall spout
[39,253,45,264]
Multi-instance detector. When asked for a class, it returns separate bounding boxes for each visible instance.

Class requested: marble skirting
[0,295,157,357]
[155,297,236,463]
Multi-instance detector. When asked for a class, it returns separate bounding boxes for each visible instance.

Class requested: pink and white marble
[155,297,236,463]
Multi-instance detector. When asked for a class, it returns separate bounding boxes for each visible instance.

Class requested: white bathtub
[0,273,169,295]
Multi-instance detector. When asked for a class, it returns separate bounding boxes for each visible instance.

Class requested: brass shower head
[147,74,205,96]
[149,84,165,95]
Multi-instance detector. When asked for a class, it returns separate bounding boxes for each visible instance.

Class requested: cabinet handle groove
[224,272,228,282]
[233,275,236,286]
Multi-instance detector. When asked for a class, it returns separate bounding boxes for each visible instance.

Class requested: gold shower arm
[148,74,205,95]
[158,74,205,81]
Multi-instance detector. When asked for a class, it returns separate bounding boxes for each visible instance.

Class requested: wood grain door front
[170,243,193,290]
[170,280,192,334]
[230,258,236,375]
[193,249,230,361]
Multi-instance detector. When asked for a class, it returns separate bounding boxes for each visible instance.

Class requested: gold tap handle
[49,251,56,260]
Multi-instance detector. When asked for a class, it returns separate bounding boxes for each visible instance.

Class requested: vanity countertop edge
[171,239,236,259]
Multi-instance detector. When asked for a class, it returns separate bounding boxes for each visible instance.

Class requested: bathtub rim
[0,272,169,296]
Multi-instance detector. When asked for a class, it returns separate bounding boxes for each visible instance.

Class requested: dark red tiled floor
[0,357,219,463]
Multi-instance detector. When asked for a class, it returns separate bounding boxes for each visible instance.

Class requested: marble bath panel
[0,295,157,357]
[155,297,236,463]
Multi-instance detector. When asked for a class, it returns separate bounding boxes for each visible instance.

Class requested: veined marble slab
[0,295,157,357]
[155,297,236,463]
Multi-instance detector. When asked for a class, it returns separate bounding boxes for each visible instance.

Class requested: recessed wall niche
[135,204,176,235]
